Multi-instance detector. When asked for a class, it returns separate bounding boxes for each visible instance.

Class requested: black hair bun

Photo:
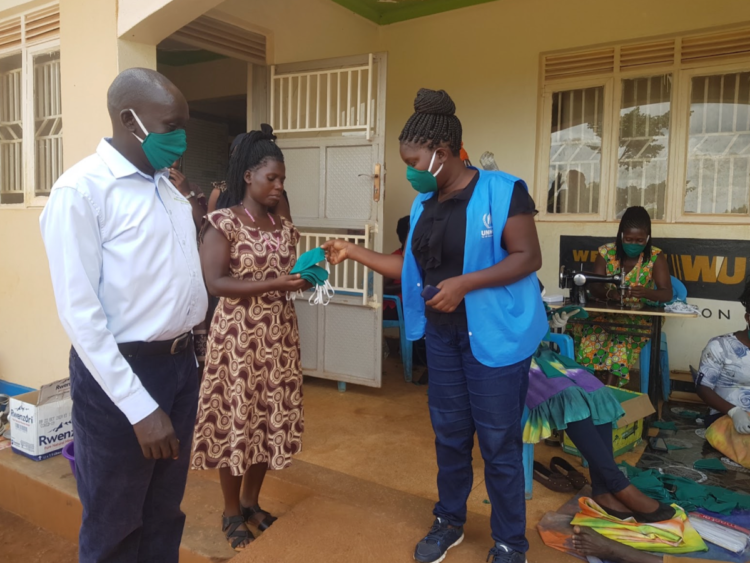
[259,123,277,141]
[413,88,456,117]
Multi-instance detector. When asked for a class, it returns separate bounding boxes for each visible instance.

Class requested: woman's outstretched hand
[322,239,354,265]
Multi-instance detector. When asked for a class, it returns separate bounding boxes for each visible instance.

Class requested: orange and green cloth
[571,497,707,554]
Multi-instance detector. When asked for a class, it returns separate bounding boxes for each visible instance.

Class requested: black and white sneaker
[487,542,527,563]
[413,517,464,563]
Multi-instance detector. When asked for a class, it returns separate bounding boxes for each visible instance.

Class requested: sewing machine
[559,265,627,307]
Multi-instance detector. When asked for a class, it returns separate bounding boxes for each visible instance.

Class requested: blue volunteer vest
[401,169,548,367]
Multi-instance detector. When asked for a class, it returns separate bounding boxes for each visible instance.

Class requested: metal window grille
[271,54,375,140]
[297,227,371,306]
[33,52,62,197]
[685,71,750,215]
[547,87,603,214]
[616,75,672,220]
[0,62,23,202]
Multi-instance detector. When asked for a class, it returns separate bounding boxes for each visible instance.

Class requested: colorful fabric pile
[571,497,707,553]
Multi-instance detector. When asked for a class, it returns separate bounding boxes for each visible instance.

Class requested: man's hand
[728,406,750,434]
[133,408,180,459]
[426,276,469,313]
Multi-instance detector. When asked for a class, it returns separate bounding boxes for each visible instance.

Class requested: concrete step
[0,507,77,563]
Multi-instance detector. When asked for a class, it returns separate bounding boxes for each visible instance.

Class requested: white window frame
[536,35,750,225]
[535,76,614,222]
[23,40,60,208]
[0,2,61,209]
[672,59,750,224]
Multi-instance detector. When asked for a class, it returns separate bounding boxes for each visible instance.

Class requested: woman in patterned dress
[574,206,672,386]
[192,125,310,551]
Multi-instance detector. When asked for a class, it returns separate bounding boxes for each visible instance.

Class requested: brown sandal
[533,461,575,493]
[549,456,589,490]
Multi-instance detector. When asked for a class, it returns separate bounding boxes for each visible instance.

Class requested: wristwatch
[186,191,196,200]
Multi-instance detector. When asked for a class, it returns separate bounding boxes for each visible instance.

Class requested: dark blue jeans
[425,322,531,553]
[69,346,199,563]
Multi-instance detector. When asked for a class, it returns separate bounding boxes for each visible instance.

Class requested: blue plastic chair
[638,276,686,400]
[522,331,576,500]
[383,295,413,383]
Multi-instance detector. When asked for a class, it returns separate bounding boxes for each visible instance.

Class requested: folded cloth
[571,497,707,554]
[289,247,335,305]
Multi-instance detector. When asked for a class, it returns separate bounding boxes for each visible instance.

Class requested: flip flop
[549,456,589,490]
[533,461,575,493]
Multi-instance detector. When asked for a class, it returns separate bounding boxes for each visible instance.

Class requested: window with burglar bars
[538,25,750,223]
[0,3,61,207]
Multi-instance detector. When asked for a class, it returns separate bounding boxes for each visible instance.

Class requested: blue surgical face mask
[130,109,187,171]
[406,151,443,194]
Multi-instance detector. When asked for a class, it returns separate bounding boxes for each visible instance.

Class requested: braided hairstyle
[740,277,750,314]
[216,124,284,210]
[615,206,652,265]
[398,88,462,156]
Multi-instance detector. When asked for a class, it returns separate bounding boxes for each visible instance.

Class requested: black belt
[118,332,193,359]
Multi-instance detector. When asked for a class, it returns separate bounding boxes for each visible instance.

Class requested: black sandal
[549,456,589,490]
[222,514,254,551]
[242,504,278,531]
[632,502,676,523]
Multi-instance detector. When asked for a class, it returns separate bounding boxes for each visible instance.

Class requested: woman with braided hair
[573,206,672,386]
[324,89,547,563]
[191,125,311,551]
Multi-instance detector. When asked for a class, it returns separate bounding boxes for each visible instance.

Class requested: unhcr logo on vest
[481,213,493,238]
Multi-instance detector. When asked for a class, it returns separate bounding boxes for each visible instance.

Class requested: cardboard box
[562,386,655,459]
[9,378,73,461]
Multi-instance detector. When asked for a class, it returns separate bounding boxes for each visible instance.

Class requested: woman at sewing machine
[573,206,672,387]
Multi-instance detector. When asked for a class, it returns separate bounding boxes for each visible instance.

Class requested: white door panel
[274,53,387,388]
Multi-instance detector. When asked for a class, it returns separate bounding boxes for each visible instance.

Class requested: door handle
[373,163,381,202]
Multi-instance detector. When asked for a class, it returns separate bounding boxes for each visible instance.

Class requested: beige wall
[380,0,750,371]
[212,0,379,64]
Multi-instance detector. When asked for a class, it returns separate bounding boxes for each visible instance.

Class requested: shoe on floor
[487,542,527,563]
[413,517,464,563]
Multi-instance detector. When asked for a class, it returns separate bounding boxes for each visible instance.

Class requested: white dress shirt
[40,139,208,424]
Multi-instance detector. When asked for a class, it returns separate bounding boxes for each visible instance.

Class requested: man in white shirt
[40,68,208,563]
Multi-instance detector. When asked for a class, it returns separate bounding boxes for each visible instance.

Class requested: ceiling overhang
[329,0,498,26]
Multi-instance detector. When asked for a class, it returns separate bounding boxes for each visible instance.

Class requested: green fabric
[556,305,590,320]
[291,248,329,286]
[693,458,727,471]
[652,421,677,430]
[666,444,690,450]
[619,462,750,515]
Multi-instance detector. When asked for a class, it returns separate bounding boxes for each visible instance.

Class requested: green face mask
[406,151,443,194]
[130,109,187,171]
[622,234,649,258]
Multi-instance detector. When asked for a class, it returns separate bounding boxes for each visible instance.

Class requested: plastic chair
[383,295,413,383]
[523,332,576,500]
[638,276,686,400]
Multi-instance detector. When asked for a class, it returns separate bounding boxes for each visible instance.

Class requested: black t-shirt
[411,170,537,327]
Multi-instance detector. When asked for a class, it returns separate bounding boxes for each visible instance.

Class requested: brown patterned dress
[191,208,304,475]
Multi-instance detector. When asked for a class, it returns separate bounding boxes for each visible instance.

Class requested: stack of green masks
[290,247,334,305]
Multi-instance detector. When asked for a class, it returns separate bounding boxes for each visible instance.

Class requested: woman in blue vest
[323,89,547,563]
